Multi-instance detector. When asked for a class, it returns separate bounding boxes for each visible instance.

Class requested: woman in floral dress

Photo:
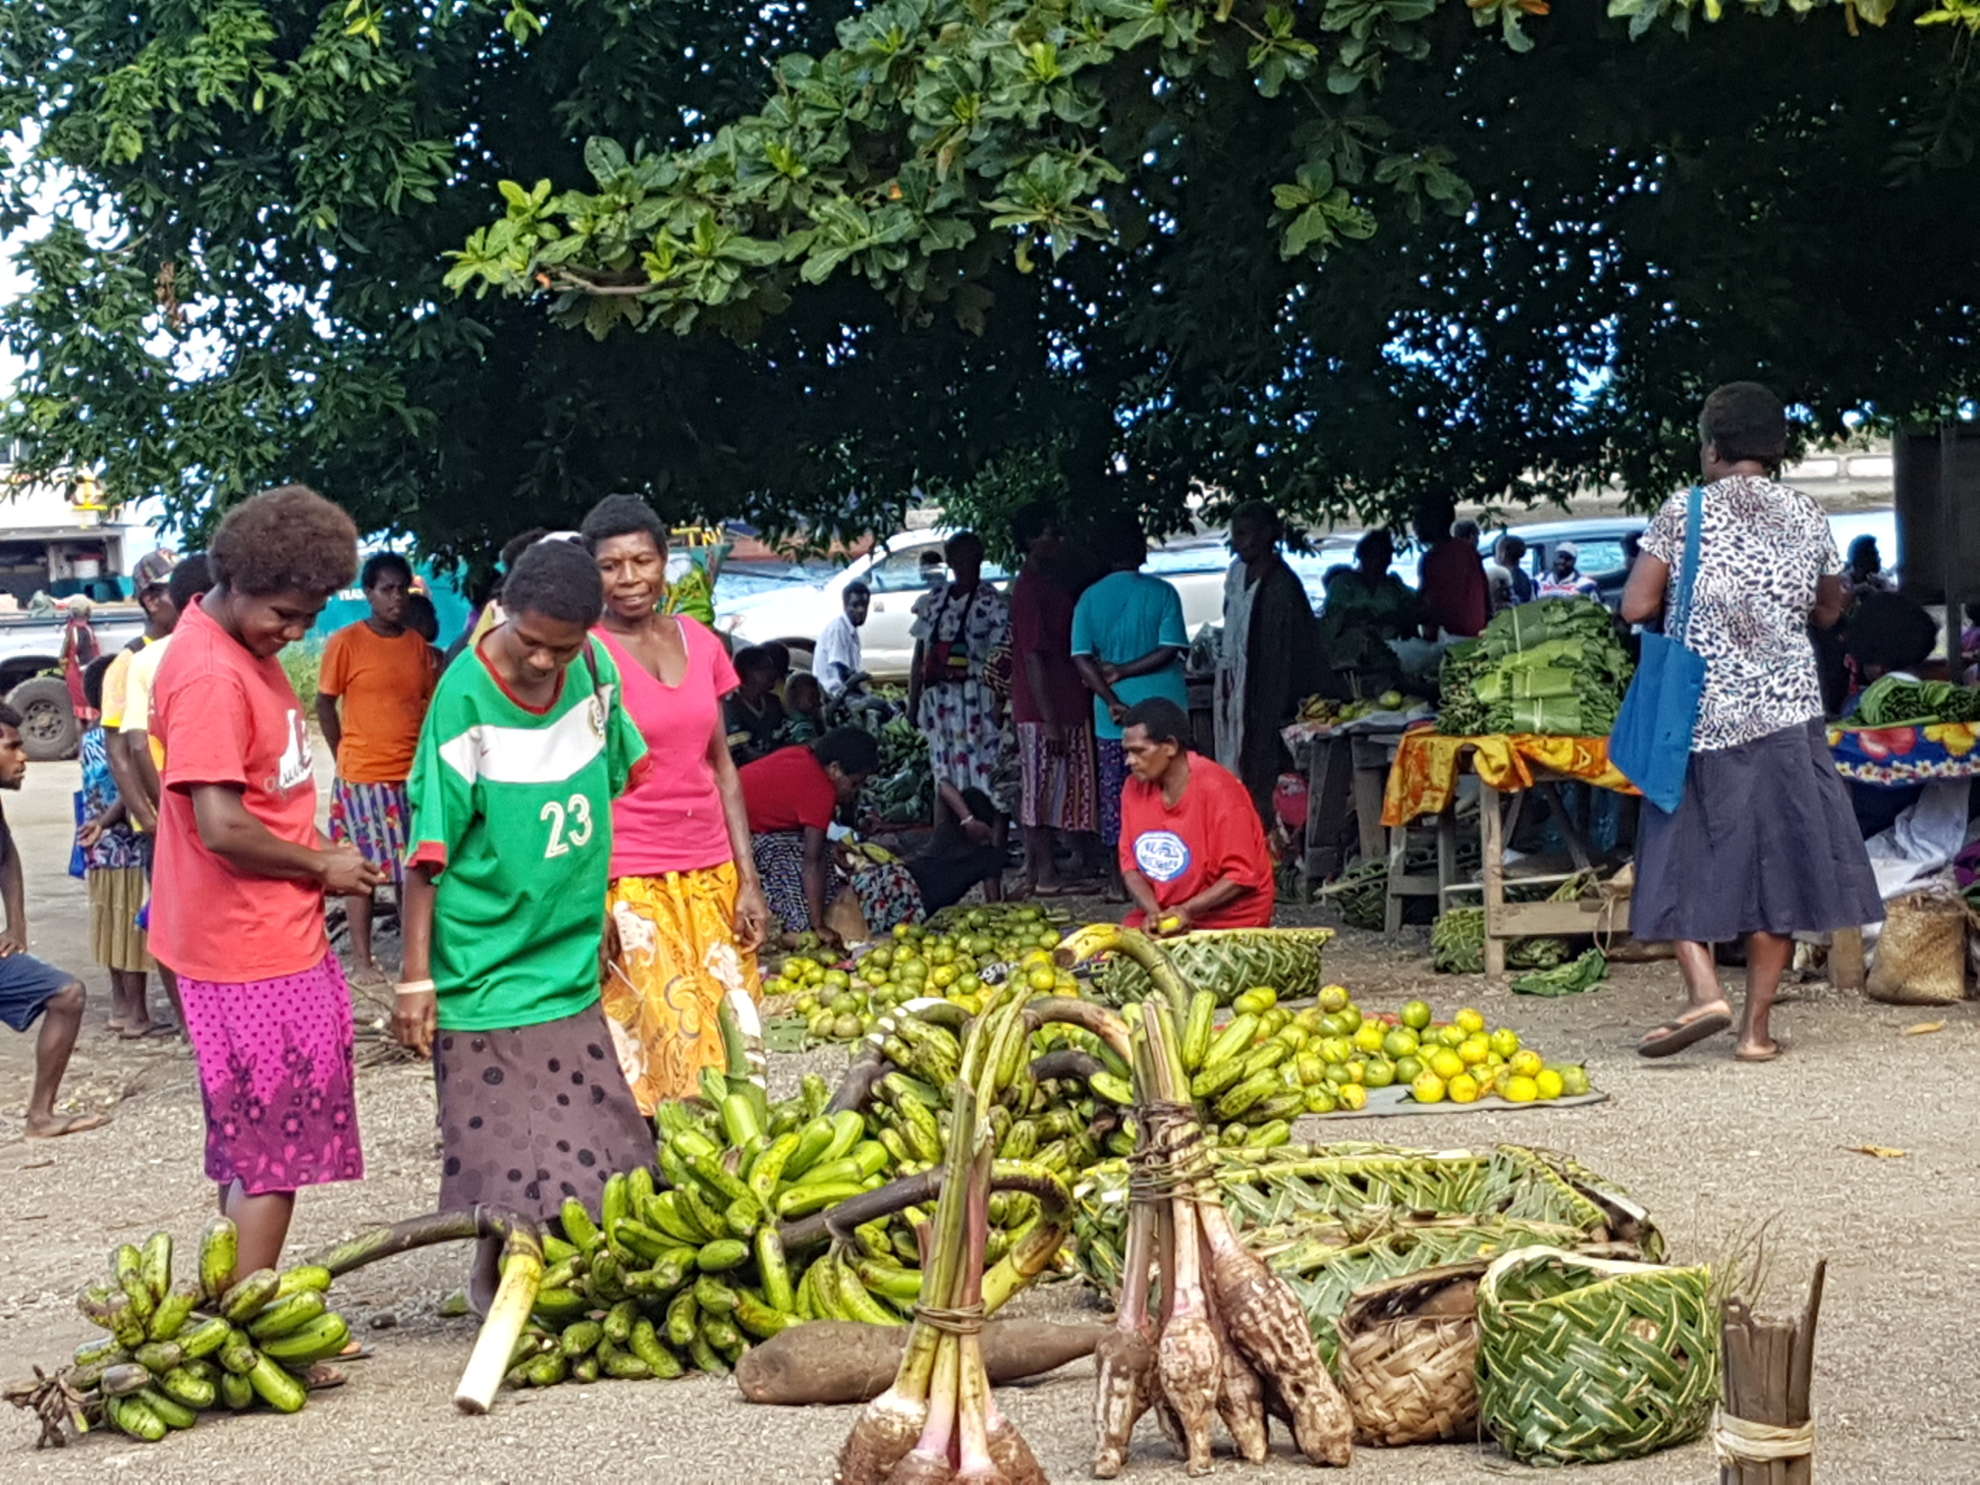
[909,532,1012,823]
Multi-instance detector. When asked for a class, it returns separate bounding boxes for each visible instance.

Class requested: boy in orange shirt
[316,553,437,981]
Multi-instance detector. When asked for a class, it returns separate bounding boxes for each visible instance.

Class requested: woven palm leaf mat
[1315,1084,1607,1118]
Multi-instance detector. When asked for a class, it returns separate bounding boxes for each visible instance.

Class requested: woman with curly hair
[148,486,382,1276]
[580,495,767,1113]
[394,539,653,1304]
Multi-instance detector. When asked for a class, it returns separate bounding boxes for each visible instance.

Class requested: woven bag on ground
[1477,1246,1720,1465]
[1866,887,1968,1005]
[1335,1260,1488,1446]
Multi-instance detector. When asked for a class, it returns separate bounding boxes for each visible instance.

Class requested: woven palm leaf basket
[1476,1246,1720,1466]
[1335,1260,1489,1446]
[1089,926,1335,1005]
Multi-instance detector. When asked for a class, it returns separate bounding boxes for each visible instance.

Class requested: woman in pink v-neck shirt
[582,497,768,1113]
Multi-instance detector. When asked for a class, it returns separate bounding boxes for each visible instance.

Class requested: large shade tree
[3,0,1978,556]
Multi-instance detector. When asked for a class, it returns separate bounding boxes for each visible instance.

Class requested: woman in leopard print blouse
[1621,381,1882,1064]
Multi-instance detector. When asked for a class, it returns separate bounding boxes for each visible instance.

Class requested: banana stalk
[1055,925,1191,1021]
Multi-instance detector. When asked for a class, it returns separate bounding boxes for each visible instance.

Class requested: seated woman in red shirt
[1117,697,1275,934]
[741,730,881,944]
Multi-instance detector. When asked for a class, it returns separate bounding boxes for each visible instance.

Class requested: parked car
[717,528,1348,681]
[0,607,148,759]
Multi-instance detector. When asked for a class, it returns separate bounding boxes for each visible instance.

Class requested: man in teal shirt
[1071,519,1189,891]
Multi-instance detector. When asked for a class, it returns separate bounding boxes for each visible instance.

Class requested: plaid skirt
[1016,720,1098,833]
[329,779,409,888]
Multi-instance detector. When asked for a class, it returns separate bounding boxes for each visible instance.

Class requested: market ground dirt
[1,764,1975,1481]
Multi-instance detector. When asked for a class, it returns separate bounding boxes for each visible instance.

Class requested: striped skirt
[88,865,151,973]
[329,779,409,888]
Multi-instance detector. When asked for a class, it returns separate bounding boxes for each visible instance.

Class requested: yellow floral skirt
[602,863,760,1115]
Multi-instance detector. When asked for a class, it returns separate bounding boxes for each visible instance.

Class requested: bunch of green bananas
[510,1001,1133,1386]
[68,1222,348,1440]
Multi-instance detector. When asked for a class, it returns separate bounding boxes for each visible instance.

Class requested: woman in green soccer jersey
[392,539,652,1304]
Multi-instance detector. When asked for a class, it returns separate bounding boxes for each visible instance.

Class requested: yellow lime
[1437,1025,1467,1049]
[1410,1072,1447,1104]
[1400,998,1433,1031]
[1534,1069,1564,1100]
[1509,1049,1544,1079]
[1344,1058,1367,1085]
[1503,1075,1539,1104]
[1428,1048,1466,1082]
[1457,1035,1490,1067]
[1319,1036,1354,1065]
[1382,1026,1419,1059]
[1489,1027,1522,1059]
[1338,1005,1364,1033]
[1454,1007,1486,1035]
[1557,1064,1591,1096]
[1305,1084,1338,1115]
[1324,1062,1352,1086]
[1363,1056,1396,1088]
[1447,1073,1480,1104]
[1336,1083,1368,1112]
[1234,986,1278,1015]
[1318,1014,1348,1038]
[1353,1022,1386,1055]
[1318,984,1350,1013]
[1295,1007,1325,1033]
[1394,1055,1424,1084]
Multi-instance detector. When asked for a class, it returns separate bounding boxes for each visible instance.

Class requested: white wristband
[395,979,436,998]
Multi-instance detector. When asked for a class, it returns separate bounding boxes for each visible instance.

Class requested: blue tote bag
[1609,485,1707,813]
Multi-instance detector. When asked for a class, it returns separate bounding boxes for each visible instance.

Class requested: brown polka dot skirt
[433,1000,653,1222]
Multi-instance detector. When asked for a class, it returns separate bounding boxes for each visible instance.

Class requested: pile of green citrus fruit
[767,905,1074,1043]
[1194,984,1591,1121]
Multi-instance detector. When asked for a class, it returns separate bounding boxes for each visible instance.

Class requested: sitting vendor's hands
[962,816,995,846]
[1150,906,1193,937]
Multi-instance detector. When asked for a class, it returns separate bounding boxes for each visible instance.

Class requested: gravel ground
[2,762,1974,1481]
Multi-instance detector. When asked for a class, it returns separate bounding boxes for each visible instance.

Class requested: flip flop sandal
[1637,1007,1732,1059]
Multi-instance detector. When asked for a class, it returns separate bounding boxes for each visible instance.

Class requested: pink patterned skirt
[179,953,364,1195]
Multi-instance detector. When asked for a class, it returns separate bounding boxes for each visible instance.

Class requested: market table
[1382,726,1900,989]
[1382,729,1637,979]
[1282,720,1410,887]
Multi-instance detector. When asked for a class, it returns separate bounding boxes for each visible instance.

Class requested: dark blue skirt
[1633,719,1884,943]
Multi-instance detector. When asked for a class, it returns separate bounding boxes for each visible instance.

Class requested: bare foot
[1734,1038,1784,1063]
[120,1020,175,1040]
[25,1111,111,1138]
[105,1019,128,1036]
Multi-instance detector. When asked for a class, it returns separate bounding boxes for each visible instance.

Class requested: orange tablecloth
[1381,730,1638,826]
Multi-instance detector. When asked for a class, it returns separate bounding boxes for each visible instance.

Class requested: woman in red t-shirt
[582,496,771,1113]
[740,731,881,942]
[1117,698,1274,934]
[149,487,382,1280]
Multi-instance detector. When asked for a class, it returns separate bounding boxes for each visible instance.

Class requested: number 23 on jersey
[540,793,595,858]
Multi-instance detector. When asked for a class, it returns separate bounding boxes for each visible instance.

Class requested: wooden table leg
[1384,822,1413,937]
[1831,927,1866,991]
[1435,807,1459,914]
[1480,782,1507,983]
[1302,737,1352,888]
[1351,756,1388,864]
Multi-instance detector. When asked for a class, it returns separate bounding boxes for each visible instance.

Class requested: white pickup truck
[0,607,147,760]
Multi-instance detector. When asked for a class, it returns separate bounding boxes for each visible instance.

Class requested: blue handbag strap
[1670,483,1704,644]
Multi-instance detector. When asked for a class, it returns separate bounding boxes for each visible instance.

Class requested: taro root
[1092,1194,1159,1477]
